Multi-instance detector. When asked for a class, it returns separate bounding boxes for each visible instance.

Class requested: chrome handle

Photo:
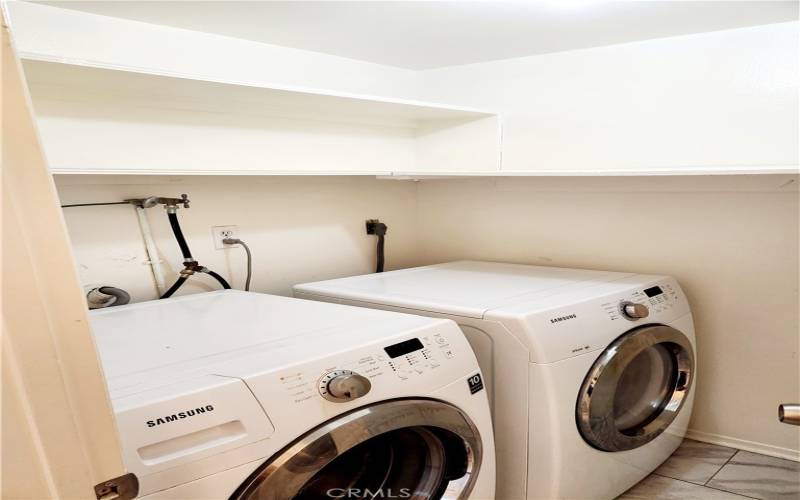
[779,404,800,426]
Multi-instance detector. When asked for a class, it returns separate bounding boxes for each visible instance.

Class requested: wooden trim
[1,8,126,498]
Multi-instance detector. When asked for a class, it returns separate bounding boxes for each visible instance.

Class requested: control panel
[277,330,460,405]
[601,282,680,322]
[385,333,455,380]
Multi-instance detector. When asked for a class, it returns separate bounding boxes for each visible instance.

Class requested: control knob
[620,301,649,320]
[319,370,371,402]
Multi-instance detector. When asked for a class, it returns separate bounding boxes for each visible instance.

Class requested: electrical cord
[376,232,385,273]
[366,220,388,273]
[223,238,252,291]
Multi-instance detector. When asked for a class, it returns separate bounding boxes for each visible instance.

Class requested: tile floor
[618,439,800,499]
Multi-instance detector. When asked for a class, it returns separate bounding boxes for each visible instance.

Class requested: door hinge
[94,473,139,500]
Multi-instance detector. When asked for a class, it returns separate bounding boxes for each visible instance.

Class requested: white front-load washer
[294,261,697,500]
[89,290,496,499]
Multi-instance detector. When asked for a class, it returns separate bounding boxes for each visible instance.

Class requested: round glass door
[231,399,483,500]
[576,324,694,452]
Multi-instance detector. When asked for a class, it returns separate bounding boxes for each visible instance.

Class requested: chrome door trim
[230,398,483,500]
[576,324,694,452]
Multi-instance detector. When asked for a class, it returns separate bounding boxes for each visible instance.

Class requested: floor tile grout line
[705,448,741,486]
[652,472,762,500]
[626,440,800,499]
[653,440,740,487]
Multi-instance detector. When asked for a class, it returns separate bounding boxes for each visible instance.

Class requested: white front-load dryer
[89,290,496,499]
[294,261,697,500]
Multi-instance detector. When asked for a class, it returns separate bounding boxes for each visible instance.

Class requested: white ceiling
[37,1,799,70]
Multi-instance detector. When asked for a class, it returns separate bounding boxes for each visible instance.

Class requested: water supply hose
[160,276,188,299]
[160,204,232,298]
[204,269,231,290]
[167,212,192,259]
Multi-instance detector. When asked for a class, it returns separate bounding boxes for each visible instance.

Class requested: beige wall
[54,175,422,302]
[415,175,800,459]
[56,174,800,460]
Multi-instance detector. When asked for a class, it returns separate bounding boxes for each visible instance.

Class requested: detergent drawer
[113,375,274,478]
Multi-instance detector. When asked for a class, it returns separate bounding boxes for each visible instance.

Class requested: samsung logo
[146,405,214,427]
[550,314,577,324]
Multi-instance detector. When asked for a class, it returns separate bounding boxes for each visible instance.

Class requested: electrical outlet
[212,225,238,249]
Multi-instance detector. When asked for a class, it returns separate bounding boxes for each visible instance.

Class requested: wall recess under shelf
[22,60,502,175]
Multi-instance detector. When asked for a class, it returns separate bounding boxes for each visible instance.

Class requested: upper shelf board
[385,166,800,178]
[21,60,497,128]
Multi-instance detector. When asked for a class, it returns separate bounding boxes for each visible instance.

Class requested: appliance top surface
[90,290,444,388]
[295,261,640,318]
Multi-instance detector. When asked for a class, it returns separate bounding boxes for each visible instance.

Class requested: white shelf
[22,61,502,175]
[13,4,795,179]
[22,60,794,178]
[22,60,495,126]
[22,63,795,179]
[386,166,800,178]
[49,167,799,179]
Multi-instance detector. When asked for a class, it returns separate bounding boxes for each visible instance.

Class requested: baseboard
[686,429,800,462]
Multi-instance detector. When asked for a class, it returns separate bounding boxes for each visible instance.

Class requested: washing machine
[89,290,496,499]
[294,261,696,500]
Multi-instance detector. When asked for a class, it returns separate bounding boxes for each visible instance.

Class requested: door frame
[2,4,129,498]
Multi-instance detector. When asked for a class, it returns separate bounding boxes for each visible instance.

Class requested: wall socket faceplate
[211,225,238,249]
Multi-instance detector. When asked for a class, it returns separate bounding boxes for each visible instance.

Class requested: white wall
[55,176,421,302]
[419,22,799,173]
[415,175,800,459]
[6,1,419,99]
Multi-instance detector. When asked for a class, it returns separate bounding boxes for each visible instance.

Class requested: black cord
[367,221,387,273]
[160,276,188,299]
[205,270,231,289]
[376,234,385,273]
[61,201,130,208]
[167,212,193,259]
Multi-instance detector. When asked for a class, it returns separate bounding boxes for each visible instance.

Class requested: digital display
[384,338,424,359]
[644,286,664,298]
